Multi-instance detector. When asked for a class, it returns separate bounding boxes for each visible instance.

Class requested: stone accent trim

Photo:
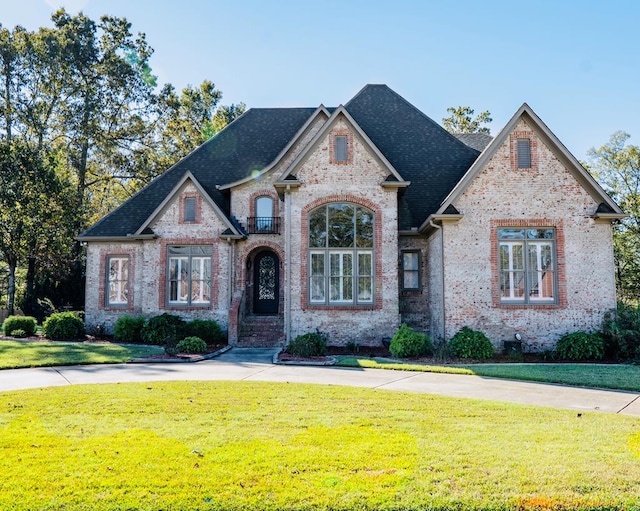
[490,219,566,309]
[300,194,383,310]
[158,238,218,310]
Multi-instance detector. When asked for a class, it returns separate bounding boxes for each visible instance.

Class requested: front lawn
[0,381,638,510]
[0,340,163,369]
[336,357,640,392]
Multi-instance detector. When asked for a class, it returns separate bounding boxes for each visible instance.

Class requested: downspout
[284,185,293,345]
[284,185,292,346]
[429,220,446,343]
[228,239,235,306]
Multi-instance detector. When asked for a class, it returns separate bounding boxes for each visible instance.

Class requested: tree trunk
[6,257,16,317]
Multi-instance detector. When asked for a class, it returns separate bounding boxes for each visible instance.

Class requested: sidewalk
[0,348,639,416]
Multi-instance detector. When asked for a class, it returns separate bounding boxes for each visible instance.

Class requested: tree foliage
[588,132,640,301]
[442,106,492,135]
[0,10,244,312]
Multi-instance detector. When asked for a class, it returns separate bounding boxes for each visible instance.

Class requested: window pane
[358,277,372,301]
[403,272,419,289]
[311,252,325,276]
[358,253,372,276]
[309,207,327,248]
[310,276,325,301]
[328,204,354,247]
[403,252,418,271]
[355,207,374,248]
[256,197,273,218]
[343,253,353,276]
[498,229,525,240]
[527,228,554,240]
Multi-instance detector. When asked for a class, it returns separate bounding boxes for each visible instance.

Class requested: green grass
[0,340,163,368]
[336,357,640,392]
[0,381,638,510]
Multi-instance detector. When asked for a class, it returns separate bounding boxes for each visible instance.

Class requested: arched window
[251,196,275,233]
[308,203,374,305]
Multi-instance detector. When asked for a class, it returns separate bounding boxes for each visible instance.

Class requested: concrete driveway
[0,348,639,416]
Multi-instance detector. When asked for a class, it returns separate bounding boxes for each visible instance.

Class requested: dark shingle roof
[80,85,484,237]
[454,133,493,152]
[344,85,480,230]
[80,107,317,237]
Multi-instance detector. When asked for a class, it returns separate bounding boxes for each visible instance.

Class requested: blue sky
[3,0,639,160]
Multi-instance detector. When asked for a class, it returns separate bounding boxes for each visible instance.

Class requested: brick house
[78,85,624,352]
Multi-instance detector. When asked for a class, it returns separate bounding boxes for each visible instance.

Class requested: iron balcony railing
[247,216,281,234]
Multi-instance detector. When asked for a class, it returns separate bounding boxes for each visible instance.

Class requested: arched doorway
[253,250,279,314]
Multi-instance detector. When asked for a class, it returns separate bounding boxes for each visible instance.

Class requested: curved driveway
[1,348,639,416]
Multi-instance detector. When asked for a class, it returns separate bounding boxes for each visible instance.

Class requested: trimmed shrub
[114,315,146,343]
[601,302,640,361]
[555,331,605,361]
[287,332,327,357]
[3,315,37,337]
[11,329,27,338]
[184,319,224,344]
[42,312,85,341]
[176,336,207,354]
[141,313,186,346]
[389,323,433,358]
[448,327,494,360]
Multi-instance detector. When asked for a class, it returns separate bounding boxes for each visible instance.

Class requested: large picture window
[309,203,374,305]
[498,228,556,304]
[167,246,212,306]
[106,256,129,306]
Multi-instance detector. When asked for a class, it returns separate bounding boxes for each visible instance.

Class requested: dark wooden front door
[253,251,279,314]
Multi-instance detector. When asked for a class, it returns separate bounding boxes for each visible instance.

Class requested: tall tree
[0,141,72,315]
[588,131,640,301]
[442,106,492,134]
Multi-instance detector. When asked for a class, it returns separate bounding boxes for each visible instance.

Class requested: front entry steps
[237,315,284,347]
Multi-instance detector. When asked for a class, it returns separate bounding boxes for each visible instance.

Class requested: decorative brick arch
[300,194,383,310]
[239,240,285,288]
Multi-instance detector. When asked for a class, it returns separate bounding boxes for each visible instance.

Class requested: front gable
[428,103,625,230]
[275,106,408,191]
[140,171,243,239]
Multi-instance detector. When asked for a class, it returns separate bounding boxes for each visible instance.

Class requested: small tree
[442,106,492,135]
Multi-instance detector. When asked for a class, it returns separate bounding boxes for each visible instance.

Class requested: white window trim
[106,256,129,307]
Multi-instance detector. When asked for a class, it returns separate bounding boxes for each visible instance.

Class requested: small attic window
[517,139,531,168]
[334,135,348,163]
[184,197,197,222]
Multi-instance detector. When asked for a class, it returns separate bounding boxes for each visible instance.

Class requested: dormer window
[517,139,531,168]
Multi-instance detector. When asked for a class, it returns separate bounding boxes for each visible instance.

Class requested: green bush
[140,313,186,346]
[3,315,37,337]
[176,336,208,354]
[184,319,224,344]
[114,315,146,343]
[601,302,640,361]
[389,323,433,358]
[10,329,26,338]
[555,331,605,361]
[448,327,494,360]
[287,332,327,357]
[42,312,85,341]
